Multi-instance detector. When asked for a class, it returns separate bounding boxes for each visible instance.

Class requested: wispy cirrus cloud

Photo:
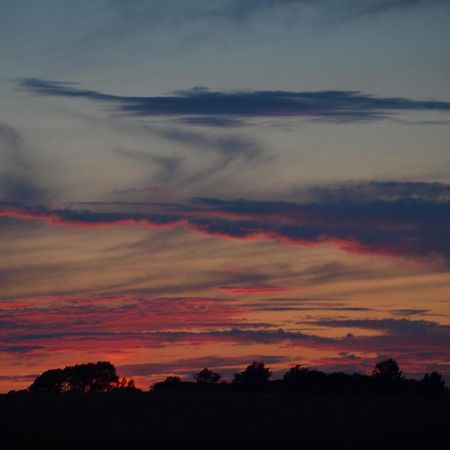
[0,295,247,338]
[48,0,446,65]
[108,0,447,27]
[2,291,449,383]
[0,123,49,205]
[118,354,290,379]
[313,320,450,375]
[2,300,449,380]
[214,285,292,295]
[19,78,450,125]
[350,0,447,18]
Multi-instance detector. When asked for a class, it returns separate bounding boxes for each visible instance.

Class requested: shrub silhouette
[29,361,134,393]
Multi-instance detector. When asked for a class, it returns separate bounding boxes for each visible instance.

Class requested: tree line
[153,359,446,396]
[15,358,446,396]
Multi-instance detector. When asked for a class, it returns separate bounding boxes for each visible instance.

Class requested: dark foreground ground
[1,392,449,450]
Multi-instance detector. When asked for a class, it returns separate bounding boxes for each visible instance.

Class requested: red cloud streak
[0,204,436,260]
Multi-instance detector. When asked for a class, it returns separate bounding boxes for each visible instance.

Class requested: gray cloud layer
[2,180,449,261]
[19,78,450,125]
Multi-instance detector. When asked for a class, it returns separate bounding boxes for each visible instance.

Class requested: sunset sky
[1,0,450,392]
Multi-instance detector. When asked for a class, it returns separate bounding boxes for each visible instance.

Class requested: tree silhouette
[421,371,445,394]
[69,362,119,392]
[372,358,403,382]
[282,364,329,392]
[28,361,133,393]
[194,368,222,384]
[28,368,67,393]
[25,359,447,397]
[117,377,136,390]
[283,364,305,383]
[233,362,271,390]
[152,376,183,392]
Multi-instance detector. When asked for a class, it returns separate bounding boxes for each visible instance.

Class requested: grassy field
[1,391,449,449]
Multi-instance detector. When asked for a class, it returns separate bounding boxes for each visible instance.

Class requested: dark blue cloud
[1,328,331,345]
[312,318,450,337]
[195,194,450,224]
[1,345,44,353]
[19,78,450,124]
[179,116,245,127]
[193,197,450,259]
[2,181,449,260]
[390,309,430,316]
[308,181,450,203]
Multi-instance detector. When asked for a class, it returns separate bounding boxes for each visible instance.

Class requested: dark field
[1,392,449,450]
